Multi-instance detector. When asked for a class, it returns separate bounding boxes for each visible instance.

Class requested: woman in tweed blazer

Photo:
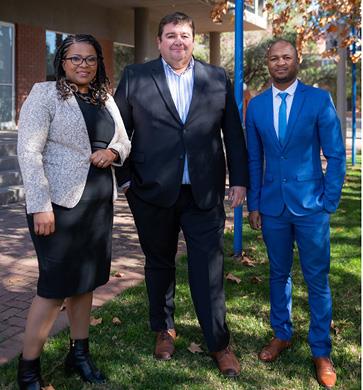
[17,35,130,389]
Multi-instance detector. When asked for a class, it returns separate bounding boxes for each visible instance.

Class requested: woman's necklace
[74,91,95,105]
[68,82,98,105]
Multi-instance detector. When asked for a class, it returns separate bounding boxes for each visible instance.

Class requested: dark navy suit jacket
[114,58,248,210]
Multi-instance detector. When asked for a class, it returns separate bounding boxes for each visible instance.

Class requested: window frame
[0,21,15,129]
[46,30,68,81]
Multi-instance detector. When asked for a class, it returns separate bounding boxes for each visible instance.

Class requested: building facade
[1,0,266,129]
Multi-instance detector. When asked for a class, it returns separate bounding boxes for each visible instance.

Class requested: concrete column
[209,32,221,66]
[134,7,149,64]
[337,32,347,145]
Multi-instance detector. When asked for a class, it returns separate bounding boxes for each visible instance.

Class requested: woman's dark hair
[54,34,110,105]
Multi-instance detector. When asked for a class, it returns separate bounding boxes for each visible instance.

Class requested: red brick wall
[14,31,114,121]
[98,38,114,90]
[15,24,46,121]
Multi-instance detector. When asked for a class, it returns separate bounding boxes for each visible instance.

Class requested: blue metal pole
[233,0,244,256]
[351,28,357,166]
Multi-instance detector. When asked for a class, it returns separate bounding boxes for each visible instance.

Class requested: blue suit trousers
[262,207,332,357]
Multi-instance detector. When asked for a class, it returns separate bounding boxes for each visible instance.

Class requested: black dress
[27,94,115,299]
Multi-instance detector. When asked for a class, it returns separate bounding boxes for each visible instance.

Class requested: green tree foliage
[193,34,210,63]
[216,31,337,98]
[113,44,134,87]
[244,34,337,97]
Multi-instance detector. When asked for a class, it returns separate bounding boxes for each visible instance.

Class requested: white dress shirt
[272,79,298,137]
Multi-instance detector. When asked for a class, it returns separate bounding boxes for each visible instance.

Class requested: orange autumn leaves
[210,0,361,63]
[265,0,360,63]
[90,316,205,355]
[209,0,254,24]
[89,316,122,326]
[226,249,264,286]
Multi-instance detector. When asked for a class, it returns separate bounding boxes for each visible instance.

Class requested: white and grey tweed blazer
[18,81,131,214]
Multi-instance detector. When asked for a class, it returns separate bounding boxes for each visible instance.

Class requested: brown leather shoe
[154,329,176,360]
[313,357,336,389]
[258,337,292,362]
[211,346,241,378]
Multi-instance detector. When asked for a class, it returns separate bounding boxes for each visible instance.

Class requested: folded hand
[33,211,55,236]
[248,210,261,230]
[90,149,118,168]
[228,186,246,208]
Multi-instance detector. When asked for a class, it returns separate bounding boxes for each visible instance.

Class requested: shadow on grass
[0,165,360,389]
[0,248,360,389]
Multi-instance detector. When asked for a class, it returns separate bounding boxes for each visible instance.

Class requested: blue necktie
[278,92,288,144]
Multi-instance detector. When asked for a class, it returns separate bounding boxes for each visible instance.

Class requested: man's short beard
[273,72,297,84]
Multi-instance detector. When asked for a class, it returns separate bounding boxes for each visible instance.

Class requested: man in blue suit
[246,39,345,389]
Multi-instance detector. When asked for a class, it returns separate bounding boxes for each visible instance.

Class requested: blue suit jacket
[246,81,346,216]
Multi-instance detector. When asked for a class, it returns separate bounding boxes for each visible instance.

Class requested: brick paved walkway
[0,194,236,365]
[0,196,147,365]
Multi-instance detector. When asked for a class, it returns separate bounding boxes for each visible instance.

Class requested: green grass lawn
[0,161,360,390]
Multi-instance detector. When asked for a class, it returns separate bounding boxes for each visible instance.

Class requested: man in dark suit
[246,39,345,389]
[114,12,248,377]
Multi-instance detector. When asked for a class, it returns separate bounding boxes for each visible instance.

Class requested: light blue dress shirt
[161,57,194,184]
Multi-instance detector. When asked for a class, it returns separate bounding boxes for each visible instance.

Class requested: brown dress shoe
[210,346,241,378]
[258,337,292,362]
[313,357,336,389]
[154,329,177,360]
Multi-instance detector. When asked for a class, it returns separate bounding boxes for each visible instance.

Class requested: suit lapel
[281,81,306,150]
[185,60,207,124]
[264,88,282,151]
[151,59,183,125]
[65,94,87,126]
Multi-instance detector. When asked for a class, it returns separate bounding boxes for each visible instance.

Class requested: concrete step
[0,170,23,187]
[0,142,17,157]
[0,131,18,141]
[0,156,19,171]
[0,185,25,206]
[0,132,23,206]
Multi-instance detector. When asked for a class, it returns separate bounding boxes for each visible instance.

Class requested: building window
[46,30,67,80]
[258,0,265,17]
[245,0,265,16]
[113,43,134,87]
[245,0,255,13]
[0,22,15,129]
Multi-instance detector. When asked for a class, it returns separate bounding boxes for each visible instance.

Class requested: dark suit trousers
[126,185,230,352]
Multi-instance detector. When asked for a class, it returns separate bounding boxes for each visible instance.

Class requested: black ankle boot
[17,355,44,390]
[65,338,106,384]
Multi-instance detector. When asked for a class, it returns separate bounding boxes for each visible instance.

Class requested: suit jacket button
[282,178,287,183]
[179,155,184,160]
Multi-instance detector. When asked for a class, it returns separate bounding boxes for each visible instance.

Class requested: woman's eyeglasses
[64,55,98,66]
